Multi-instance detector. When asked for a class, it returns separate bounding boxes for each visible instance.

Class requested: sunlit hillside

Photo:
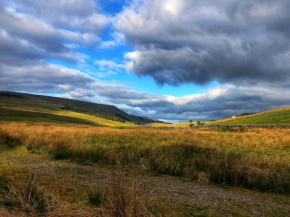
[0,91,162,128]
[212,107,290,125]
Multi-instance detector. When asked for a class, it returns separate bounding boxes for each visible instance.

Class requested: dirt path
[1,147,290,217]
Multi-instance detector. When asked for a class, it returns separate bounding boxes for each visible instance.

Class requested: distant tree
[197,121,205,126]
[189,120,194,127]
[241,112,251,116]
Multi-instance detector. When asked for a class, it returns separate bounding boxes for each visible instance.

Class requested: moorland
[1,92,290,216]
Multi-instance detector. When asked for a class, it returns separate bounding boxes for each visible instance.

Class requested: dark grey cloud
[2,0,290,123]
[0,1,110,99]
[6,0,108,33]
[0,0,107,68]
[1,58,290,122]
[64,78,290,122]
[0,0,108,102]
[0,28,86,66]
[113,84,290,122]
[117,0,290,86]
[0,63,94,93]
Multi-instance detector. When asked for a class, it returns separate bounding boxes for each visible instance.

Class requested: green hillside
[0,91,160,127]
[212,108,290,125]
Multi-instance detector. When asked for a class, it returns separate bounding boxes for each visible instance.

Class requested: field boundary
[152,124,290,130]
[196,124,290,129]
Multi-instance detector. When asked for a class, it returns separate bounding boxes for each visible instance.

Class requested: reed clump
[107,174,151,217]
[0,170,54,214]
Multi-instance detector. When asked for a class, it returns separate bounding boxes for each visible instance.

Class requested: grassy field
[0,107,138,128]
[1,122,290,194]
[212,107,290,125]
[54,110,138,128]
[1,122,290,216]
[2,92,290,216]
[150,122,194,128]
[2,145,290,217]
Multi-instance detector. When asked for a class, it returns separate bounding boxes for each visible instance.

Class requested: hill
[212,107,290,125]
[0,91,162,127]
[150,107,290,128]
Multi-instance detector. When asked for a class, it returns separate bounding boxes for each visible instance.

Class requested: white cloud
[100,32,125,49]
[94,60,125,71]
[95,71,117,78]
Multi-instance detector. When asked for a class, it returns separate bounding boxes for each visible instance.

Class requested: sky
[1,0,290,123]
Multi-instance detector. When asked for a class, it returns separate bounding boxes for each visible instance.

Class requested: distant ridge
[0,91,164,125]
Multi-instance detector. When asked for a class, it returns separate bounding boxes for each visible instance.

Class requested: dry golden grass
[106,173,152,217]
[150,122,193,128]
[0,166,101,216]
[1,122,290,195]
[0,164,153,217]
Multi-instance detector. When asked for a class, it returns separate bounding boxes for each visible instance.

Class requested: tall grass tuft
[87,187,107,207]
[0,130,21,147]
[86,174,151,216]
[107,173,151,217]
[0,171,54,214]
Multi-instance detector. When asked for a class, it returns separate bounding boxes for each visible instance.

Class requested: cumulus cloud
[106,84,290,122]
[94,60,125,71]
[2,0,290,122]
[100,32,125,49]
[6,0,109,33]
[0,1,111,95]
[94,71,117,78]
[1,59,290,122]
[0,0,109,68]
[0,28,86,65]
[0,63,94,93]
[117,0,290,85]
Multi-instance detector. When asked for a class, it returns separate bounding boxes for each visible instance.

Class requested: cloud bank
[1,0,290,122]
[117,0,290,85]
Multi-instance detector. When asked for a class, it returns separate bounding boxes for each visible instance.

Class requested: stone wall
[193,124,290,129]
[150,124,290,130]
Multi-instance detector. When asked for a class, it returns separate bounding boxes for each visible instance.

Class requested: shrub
[197,121,206,126]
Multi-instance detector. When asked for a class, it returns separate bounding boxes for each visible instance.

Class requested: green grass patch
[215,109,290,125]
